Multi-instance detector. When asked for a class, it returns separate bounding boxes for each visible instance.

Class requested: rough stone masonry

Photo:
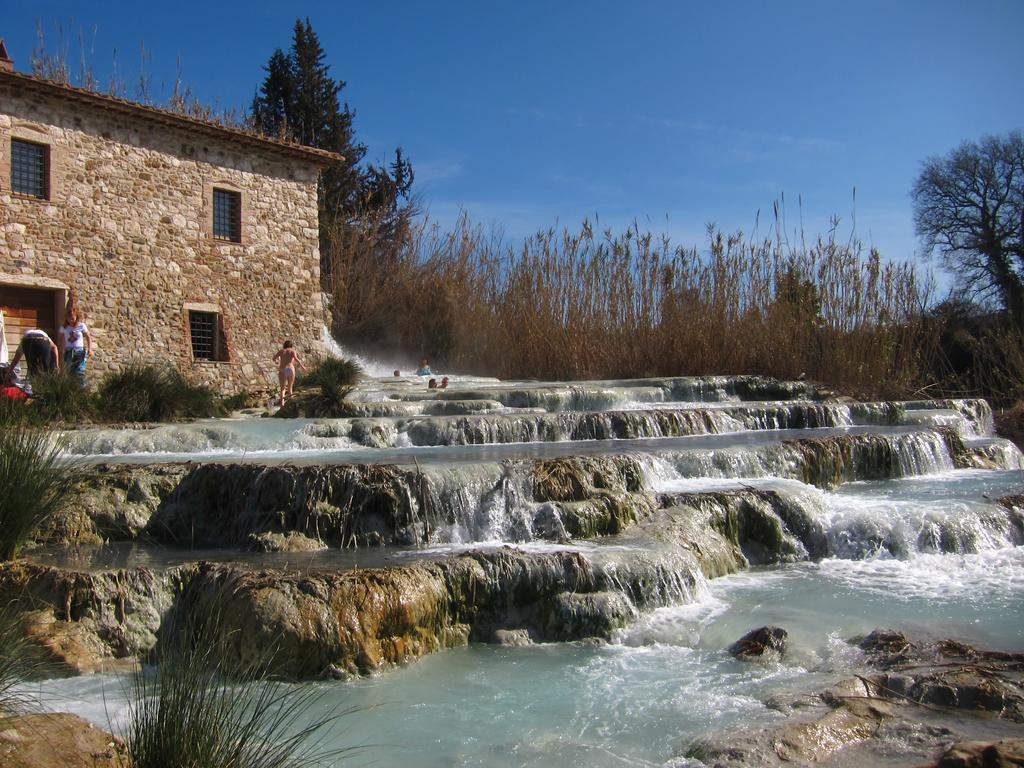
[0,60,338,391]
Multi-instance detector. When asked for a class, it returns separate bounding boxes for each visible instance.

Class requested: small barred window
[188,310,228,361]
[11,139,49,199]
[212,188,241,242]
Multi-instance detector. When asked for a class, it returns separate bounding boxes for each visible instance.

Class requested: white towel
[0,309,8,364]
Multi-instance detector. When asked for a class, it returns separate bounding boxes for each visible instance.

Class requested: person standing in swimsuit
[272,340,306,405]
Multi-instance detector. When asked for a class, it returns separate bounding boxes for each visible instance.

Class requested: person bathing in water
[272,340,307,405]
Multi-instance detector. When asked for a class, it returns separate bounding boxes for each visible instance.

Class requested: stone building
[0,41,339,391]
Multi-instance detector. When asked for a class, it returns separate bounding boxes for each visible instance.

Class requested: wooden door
[0,286,61,361]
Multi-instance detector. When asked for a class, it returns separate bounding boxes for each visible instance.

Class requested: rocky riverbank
[8,424,1021,681]
[2,498,747,678]
[685,629,1024,767]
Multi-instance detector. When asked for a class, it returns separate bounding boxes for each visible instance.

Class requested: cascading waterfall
[59,401,998,456]
[321,323,407,378]
[19,373,1024,768]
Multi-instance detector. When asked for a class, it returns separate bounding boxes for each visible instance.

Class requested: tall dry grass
[325,213,935,396]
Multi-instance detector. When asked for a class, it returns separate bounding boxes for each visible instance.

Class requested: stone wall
[0,79,327,391]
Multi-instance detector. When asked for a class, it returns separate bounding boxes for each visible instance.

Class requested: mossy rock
[532,456,644,502]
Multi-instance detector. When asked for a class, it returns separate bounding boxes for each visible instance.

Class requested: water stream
[21,374,1024,766]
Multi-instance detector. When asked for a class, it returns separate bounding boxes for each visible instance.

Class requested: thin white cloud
[636,114,841,152]
[414,156,466,186]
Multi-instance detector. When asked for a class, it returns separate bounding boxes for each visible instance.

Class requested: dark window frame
[212,187,242,242]
[188,310,229,362]
[11,139,50,199]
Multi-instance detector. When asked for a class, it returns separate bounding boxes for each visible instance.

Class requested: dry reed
[325,213,935,397]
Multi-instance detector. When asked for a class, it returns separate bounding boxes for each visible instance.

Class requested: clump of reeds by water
[0,602,46,725]
[325,212,934,397]
[24,370,96,424]
[281,356,363,417]
[96,364,224,422]
[118,605,358,768]
[0,418,75,560]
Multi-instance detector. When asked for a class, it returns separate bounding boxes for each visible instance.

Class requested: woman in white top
[59,306,92,387]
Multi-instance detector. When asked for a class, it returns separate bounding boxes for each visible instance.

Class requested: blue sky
[6,1,1024,270]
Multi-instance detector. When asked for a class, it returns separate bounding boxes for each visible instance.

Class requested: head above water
[393,370,401,377]
[428,378,437,389]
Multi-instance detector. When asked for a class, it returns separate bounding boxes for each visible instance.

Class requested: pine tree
[252,49,293,139]
[252,19,413,254]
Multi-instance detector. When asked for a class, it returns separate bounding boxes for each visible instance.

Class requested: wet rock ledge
[686,629,1024,768]
[0,507,744,679]
[39,427,1014,550]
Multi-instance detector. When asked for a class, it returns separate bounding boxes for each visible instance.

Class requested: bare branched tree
[913,132,1024,326]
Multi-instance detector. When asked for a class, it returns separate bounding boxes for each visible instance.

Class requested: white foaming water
[814,548,1024,605]
[823,469,1024,558]
[25,371,1024,766]
[963,436,1024,469]
[394,540,594,557]
[643,451,1023,562]
[60,418,361,457]
[29,543,1022,768]
[321,324,408,378]
[899,408,976,435]
[321,324,499,385]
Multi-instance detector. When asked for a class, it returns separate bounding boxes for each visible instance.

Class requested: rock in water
[929,739,1024,767]
[728,625,788,661]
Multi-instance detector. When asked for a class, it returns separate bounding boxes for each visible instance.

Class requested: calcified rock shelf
[8,374,1024,766]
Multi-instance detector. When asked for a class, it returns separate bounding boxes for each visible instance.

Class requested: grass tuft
[0,420,76,560]
[296,357,362,417]
[299,357,363,390]
[221,389,257,412]
[119,603,359,768]
[96,364,224,422]
[0,602,46,725]
[25,370,96,424]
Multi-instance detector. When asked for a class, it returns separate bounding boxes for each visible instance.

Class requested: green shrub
[119,606,357,768]
[222,389,256,412]
[24,370,96,424]
[0,420,75,559]
[296,357,362,417]
[298,357,363,390]
[97,365,224,422]
[0,603,45,725]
